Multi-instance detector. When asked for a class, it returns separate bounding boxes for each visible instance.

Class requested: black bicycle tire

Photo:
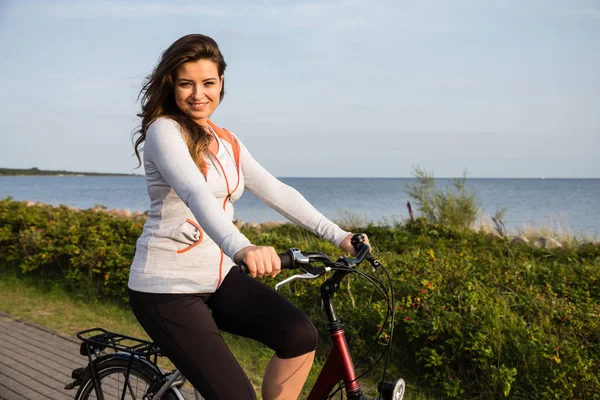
[74,357,178,400]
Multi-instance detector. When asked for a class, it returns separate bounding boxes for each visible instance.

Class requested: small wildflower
[551,355,561,364]
[404,316,412,321]
[428,249,436,262]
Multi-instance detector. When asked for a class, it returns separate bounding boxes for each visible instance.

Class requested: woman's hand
[339,233,370,256]
[234,245,281,278]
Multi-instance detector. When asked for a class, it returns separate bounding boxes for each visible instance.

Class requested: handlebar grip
[238,250,295,275]
[279,249,294,270]
[238,262,249,274]
[351,233,375,263]
[350,233,367,252]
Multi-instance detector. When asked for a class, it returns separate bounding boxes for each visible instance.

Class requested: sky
[0,0,598,178]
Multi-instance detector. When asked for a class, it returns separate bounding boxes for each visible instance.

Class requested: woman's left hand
[339,233,369,256]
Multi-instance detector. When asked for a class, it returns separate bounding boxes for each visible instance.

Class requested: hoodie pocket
[173,218,204,254]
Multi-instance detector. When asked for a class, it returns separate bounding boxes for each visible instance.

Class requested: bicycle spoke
[124,374,138,400]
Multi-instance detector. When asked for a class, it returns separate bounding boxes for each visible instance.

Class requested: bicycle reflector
[378,378,405,400]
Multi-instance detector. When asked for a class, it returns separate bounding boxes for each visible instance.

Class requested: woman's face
[174,59,223,125]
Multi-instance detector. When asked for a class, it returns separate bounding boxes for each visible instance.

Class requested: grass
[0,271,435,399]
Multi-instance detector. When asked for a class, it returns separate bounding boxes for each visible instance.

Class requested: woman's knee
[276,316,318,359]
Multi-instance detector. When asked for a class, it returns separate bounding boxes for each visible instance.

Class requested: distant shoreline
[1,170,598,180]
[0,167,141,177]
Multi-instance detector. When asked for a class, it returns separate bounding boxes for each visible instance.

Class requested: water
[1,176,598,237]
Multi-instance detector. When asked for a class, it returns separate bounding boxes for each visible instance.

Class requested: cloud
[10,0,230,18]
[261,0,464,34]
[564,7,600,18]
[26,0,380,29]
[549,0,600,18]
[263,0,370,27]
[8,0,461,34]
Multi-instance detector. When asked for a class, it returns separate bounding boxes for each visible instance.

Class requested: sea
[1,176,598,238]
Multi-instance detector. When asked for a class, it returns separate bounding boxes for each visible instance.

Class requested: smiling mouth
[189,102,208,110]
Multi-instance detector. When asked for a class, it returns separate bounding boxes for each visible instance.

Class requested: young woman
[128,34,367,400]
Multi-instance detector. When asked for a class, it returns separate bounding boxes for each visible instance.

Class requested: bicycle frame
[308,267,365,399]
[151,370,200,400]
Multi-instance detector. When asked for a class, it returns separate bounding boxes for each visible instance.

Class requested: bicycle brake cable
[377,263,396,400]
[349,268,394,395]
[323,262,390,399]
[323,262,395,397]
[352,267,392,370]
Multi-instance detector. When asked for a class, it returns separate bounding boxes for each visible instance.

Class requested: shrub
[0,197,143,302]
[405,166,480,230]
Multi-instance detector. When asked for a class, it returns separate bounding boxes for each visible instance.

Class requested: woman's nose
[191,85,203,99]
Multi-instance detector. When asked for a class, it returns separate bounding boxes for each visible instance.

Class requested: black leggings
[128,267,318,400]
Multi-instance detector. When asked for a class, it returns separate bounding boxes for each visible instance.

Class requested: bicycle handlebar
[238,249,295,274]
[237,234,372,275]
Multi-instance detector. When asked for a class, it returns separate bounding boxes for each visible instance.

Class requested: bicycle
[65,235,406,400]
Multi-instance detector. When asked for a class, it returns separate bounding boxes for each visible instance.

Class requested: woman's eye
[205,82,215,86]
[179,82,191,87]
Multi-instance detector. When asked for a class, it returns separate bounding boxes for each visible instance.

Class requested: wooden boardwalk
[0,312,195,400]
[0,311,81,400]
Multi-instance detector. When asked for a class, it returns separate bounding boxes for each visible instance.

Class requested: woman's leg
[208,268,319,400]
[262,350,316,400]
[128,289,257,400]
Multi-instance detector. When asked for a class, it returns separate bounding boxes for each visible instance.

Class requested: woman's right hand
[234,245,281,279]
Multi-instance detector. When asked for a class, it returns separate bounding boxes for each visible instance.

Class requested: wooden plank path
[0,311,80,400]
[0,312,195,400]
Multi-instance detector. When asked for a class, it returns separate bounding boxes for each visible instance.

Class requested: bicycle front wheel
[74,357,178,400]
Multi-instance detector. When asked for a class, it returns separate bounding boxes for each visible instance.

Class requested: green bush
[0,197,143,302]
[405,166,480,230]
[1,197,599,398]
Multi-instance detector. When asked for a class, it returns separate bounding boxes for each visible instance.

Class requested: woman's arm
[145,118,252,260]
[239,137,351,248]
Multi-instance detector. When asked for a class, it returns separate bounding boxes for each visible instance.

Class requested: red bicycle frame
[307,269,366,399]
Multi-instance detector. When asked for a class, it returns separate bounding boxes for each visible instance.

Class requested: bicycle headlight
[378,378,405,400]
[391,378,405,400]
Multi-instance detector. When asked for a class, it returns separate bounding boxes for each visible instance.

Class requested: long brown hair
[133,34,227,171]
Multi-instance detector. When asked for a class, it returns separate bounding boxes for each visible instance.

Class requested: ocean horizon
[2,175,599,238]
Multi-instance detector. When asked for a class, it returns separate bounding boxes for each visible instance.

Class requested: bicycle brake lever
[274,266,330,291]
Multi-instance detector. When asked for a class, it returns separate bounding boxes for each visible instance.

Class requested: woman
[129,34,366,400]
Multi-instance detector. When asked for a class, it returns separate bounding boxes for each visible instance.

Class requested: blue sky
[0,0,598,178]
